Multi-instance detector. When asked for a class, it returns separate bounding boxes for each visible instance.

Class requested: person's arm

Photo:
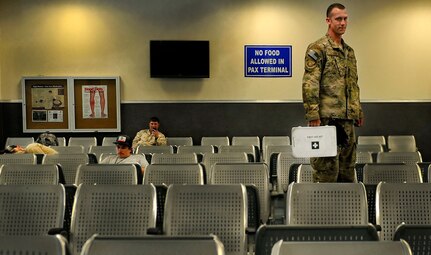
[155,132,167,146]
[132,130,153,148]
[302,44,324,125]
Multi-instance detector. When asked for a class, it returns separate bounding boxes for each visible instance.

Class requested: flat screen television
[150,40,210,78]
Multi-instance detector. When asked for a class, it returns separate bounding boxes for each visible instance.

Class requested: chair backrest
[276,153,310,192]
[0,153,37,164]
[101,137,117,146]
[136,145,174,154]
[42,153,90,184]
[262,136,290,148]
[357,136,386,146]
[255,224,379,255]
[376,183,431,241]
[357,144,384,153]
[70,184,157,255]
[388,135,417,152]
[68,137,97,153]
[286,183,368,225]
[0,184,65,235]
[56,137,67,146]
[51,145,85,154]
[232,136,260,149]
[80,235,225,255]
[271,240,412,255]
[210,163,271,223]
[143,164,204,185]
[0,235,69,255]
[363,163,423,184]
[166,137,193,146]
[219,145,256,162]
[164,184,247,255]
[356,151,373,163]
[151,153,198,164]
[202,152,249,182]
[4,137,34,148]
[263,145,292,163]
[88,145,117,160]
[377,152,422,164]
[394,224,431,255]
[201,136,230,148]
[74,164,138,185]
[177,145,215,154]
[296,164,314,183]
[0,164,60,184]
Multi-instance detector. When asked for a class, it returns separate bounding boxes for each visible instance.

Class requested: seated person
[132,116,167,149]
[1,143,58,155]
[101,135,149,174]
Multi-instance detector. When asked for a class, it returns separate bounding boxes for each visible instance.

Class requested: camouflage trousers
[311,119,357,182]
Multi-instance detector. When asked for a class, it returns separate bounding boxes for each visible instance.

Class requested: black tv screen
[150,40,210,78]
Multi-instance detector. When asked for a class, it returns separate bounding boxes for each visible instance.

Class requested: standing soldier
[302,3,364,182]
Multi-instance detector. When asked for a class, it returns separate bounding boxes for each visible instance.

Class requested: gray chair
[81,234,225,255]
[376,183,431,241]
[296,164,314,183]
[202,152,249,182]
[143,164,204,185]
[262,136,290,162]
[88,145,117,160]
[0,184,65,235]
[255,224,379,255]
[263,145,292,163]
[357,144,384,153]
[164,184,247,255]
[74,164,139,185]
[201,136,230,148]
[363,163,423,184]
[4,137,34,148]
[68,137,97,153]
[177,145,215,155]
[69,184,157,255]
[394,223,431,255]
[271,240,412,255]
[0,164,60,184]
[102,137,117,146]
[42,153,90,184]
[356,151,373,163]
[151,153,198,164]
[0,235,69,255]
[232,136,260,149]
[57,137,67,146]
[136,145,174,154]
[166,137,193,146]
[51,145,85,154]
[276,152,310,192]
[219,145,256,162]
[286,183,368,225]
[0,153,37,164]
[210,163,271,224]
[388,135,417,152]
[377,152,422,165]
[357,135,386,146]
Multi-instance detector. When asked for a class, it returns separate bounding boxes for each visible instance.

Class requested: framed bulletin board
[22,77,71,132]
[72,77,121,132]
[22,76,121,133]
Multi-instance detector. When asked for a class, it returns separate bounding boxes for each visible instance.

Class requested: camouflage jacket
[302,34,363,121]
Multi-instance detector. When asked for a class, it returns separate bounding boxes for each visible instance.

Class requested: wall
[0,0,430,101]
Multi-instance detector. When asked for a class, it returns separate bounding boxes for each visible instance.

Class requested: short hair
[149,116,160,123]
[326,3,346,17]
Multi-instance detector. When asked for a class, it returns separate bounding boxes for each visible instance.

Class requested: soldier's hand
[308,119,321,127]
[355,118,364,127]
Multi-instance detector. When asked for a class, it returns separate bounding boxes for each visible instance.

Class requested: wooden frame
[22,76,121,133]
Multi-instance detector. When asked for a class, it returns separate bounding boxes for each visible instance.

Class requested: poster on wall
[22,78,70,132]
[82,85,108,119]
[244,45,292,77]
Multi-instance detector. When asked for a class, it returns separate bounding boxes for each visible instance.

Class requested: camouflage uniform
[132,129,167,149]
[302,34,363,182]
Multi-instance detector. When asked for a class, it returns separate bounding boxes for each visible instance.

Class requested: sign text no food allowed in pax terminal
[244,45,292,77]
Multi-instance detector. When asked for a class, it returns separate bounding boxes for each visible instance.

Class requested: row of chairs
[358,135,418,152]
[1,182,430,254]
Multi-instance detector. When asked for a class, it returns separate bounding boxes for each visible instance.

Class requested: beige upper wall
[0,0,430,101]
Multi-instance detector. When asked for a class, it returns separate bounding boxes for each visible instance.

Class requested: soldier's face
[326,8,348,36]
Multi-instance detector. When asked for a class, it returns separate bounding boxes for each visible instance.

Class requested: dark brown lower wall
[1,101,430,161]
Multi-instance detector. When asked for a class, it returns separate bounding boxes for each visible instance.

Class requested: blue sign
[244,45,292,77]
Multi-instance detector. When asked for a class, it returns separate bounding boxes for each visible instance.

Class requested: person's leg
[98,89,106,117]
[337,120,356,182]
[89,90,96,117]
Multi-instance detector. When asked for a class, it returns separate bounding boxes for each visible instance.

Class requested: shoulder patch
[307,50,319,61]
